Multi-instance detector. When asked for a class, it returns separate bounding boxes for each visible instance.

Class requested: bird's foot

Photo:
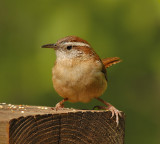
[54,102,64,110]
[94,97,122,126]
[51,102,64,110]
[93,105,122,126]
[107,105,122,126]
[51,98,68,111]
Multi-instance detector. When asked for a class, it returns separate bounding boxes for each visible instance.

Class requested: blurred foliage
[0,0,160,143]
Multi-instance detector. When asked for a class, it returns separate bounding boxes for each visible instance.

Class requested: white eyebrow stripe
[63,42,90,48]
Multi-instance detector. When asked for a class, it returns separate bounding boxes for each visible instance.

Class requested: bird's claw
[51,102,64,111]
[93,105,122,126]
[52,98,68,110]
[107,105,122,126]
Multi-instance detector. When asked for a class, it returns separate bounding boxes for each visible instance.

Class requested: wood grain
[0,104,125,144]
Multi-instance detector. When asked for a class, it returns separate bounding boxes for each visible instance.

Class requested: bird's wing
[102,57,122,68]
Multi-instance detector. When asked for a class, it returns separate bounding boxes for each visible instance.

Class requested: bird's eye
[67,45,72,50]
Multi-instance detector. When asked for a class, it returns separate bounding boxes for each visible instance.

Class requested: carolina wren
[42,36,122,125]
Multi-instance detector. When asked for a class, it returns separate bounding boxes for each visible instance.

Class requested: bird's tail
[102,57,122,68]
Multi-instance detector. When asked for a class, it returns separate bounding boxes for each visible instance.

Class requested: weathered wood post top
[0,103,125,144]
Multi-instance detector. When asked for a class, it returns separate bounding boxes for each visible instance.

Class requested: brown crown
[56,36,90,45]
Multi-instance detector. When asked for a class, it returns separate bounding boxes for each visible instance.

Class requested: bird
[42,36,122,125]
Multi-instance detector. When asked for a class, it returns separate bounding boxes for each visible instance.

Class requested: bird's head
[42,36,98,61]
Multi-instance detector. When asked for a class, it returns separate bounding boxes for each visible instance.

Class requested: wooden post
[0,104,125,144]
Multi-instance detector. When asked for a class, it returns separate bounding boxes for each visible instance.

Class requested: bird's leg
[53,98,68,110]
[94,97,122,125]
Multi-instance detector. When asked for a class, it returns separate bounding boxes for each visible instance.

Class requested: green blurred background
[0,0,160,143]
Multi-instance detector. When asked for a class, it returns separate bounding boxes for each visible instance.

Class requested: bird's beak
[41,43,57,49]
